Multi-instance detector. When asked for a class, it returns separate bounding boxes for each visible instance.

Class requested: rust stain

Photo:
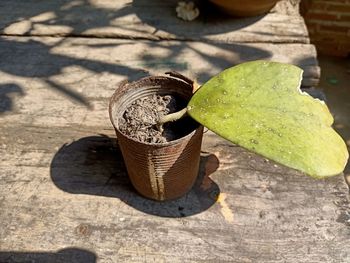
[200,175,212,191]
[147,153,161,200]
[200,154,219,190]
[76,223,91,237]
[217,193,234,223]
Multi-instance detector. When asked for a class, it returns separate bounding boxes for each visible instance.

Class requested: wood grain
[1,1,344,262]
[0,36,348,263]
[0,126,349,262]
[0,36,320,129]
[0,0,309,44]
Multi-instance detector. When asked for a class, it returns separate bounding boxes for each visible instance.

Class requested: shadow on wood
[132,0,266,37]
[0,247,97,263]
[0,83,24,114]
[0,0,266,39]
[50,135,220,217]
[0,37,149,109]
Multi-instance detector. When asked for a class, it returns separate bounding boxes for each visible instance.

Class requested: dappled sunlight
[0,0,299,41]
[0,0,313,113]
[2,1,349,261]
[87,0,122,9]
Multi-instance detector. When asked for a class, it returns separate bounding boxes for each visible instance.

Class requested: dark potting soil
[118,94,198,143]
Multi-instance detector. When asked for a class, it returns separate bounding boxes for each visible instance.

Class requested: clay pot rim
[108,75,203,147]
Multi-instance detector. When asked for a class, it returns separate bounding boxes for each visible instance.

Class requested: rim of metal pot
[108,74,202,147]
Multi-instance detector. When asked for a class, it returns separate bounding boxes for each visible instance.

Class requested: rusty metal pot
[109,74,203,201]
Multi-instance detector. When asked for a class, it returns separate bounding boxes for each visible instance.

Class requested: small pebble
[176,1,200,21]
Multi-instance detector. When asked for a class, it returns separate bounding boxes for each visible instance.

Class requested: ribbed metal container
[109,75,203,201]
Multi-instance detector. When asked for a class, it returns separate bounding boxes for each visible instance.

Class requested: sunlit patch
[30,12,56,22]
[4,20,31,35]
[217,193,234,223]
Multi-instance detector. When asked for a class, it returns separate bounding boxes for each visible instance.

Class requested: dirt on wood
[118,94,197,143]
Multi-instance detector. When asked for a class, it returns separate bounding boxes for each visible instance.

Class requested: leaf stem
[157,107,188,132]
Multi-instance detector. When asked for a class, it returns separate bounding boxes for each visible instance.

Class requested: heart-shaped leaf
[188,61,348,177]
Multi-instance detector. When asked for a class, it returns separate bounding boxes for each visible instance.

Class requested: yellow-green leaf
[188,61,348,177]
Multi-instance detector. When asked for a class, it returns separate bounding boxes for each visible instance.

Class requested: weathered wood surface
[0,37,319,125]
[0,36,349,262]
[0,0,320,86]
[0,1,338,261]
[1,124,349,262]
[0,0,308,44]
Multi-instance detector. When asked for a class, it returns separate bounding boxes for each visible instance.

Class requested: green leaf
[188,61,348,177]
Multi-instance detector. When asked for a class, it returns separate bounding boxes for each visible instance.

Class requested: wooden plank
[2,2,342,262]
[0,36,346,262]
[0,37,320,129]
[0,0,309,44]
[0,125,349,262]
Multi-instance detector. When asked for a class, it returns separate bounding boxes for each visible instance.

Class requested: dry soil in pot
[118,94,197,144]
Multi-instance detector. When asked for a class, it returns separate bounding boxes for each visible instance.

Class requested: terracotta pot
[209,0,279,17]
[109,75,203,201]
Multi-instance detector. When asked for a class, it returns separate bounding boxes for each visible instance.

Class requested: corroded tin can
[109,75,203,201]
